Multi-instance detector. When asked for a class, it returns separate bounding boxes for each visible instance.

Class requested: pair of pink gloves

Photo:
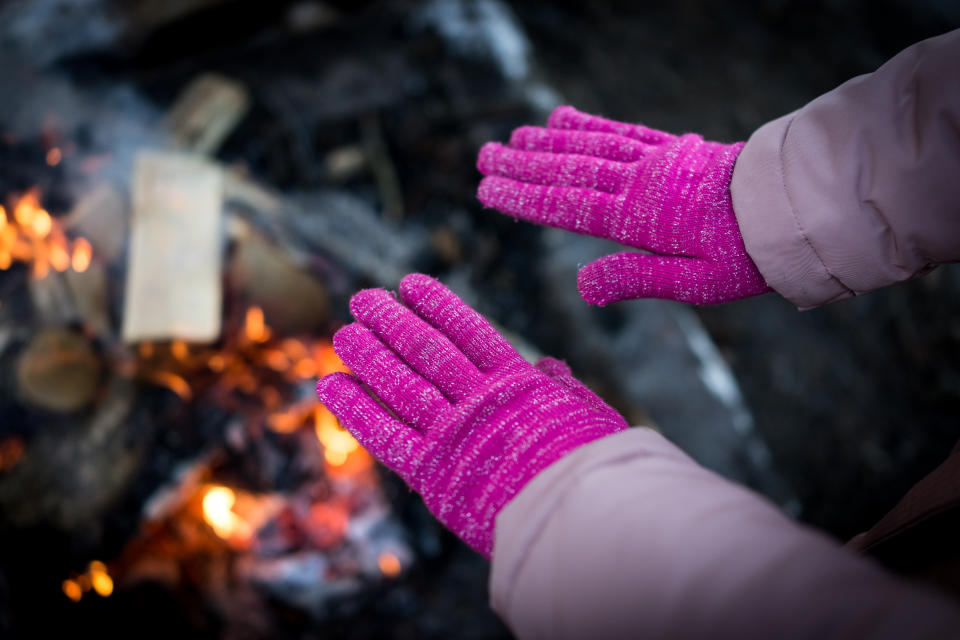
[317,107,771,557]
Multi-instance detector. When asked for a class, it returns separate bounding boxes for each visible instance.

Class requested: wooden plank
[122,151,223,343]
[163,74,250,155]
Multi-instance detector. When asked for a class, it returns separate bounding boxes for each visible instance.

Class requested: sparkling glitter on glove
[316,274,628,558]
[477,106,772,305]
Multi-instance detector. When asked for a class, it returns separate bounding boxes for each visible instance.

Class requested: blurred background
[0,0,957,637]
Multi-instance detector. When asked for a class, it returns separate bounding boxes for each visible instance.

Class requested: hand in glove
[316,273,628,557]
[477,106,771,305]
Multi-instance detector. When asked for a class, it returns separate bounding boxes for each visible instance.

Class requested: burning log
[228,220,329,335]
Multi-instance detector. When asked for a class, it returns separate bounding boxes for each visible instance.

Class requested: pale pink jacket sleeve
[489,429,960,639]
[731,28,960,309]
[488,30,960,638]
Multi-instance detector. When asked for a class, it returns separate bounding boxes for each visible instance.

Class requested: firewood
[16,328,101,412]
[164,74,251,155]
[229,223,329,335]
[122,151,224,343]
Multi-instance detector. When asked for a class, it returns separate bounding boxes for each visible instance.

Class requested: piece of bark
[16,328,101,412]
[164,74,251,155]
[122,151,223,343]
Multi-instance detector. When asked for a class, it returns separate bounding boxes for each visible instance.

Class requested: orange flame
[0,189,93,277]
[13,189,40,226]
[315,341,350,376]
[208,353,226,372]
[48,230,70,272]
[171,340,189,362]
[244,306,271,343]
[62,560,113,602]
[88,561,113,597]
[30,209,52,239]
[71,237,92,273]
[202,485,251,541]
[314,406,359,466]
[378,552,402,578]
[146,370,192,401]
[62,579,82,602]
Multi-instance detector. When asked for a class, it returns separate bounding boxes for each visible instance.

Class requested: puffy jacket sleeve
[731,29,960,309]
[489,428,960,639]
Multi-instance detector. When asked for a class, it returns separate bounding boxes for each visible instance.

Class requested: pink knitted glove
[477,106,772,305]
[316,273,628,558]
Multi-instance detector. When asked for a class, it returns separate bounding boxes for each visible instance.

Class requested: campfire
[0,66,420,635]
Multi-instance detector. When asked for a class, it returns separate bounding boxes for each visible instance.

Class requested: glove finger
[478,175,631,241]
[547,105,674,145]
[349,288,485,402]
[477,142,628,194]
[577,252,723,305]
[398,273,524,373]
[533,356,572,378]
[535,356,626,425]
[508,126,652,163]
[316,372,425,482]
[332,323,452,430]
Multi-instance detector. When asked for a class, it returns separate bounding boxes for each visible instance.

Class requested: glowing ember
[49,232,70,272]
[0,436,25,472]
[315,406,359,467]
[202,485,251,541]
[71,237,92,273]
[377,552,402,578]
[294,358,316,379]
[263,348,290,371]
[315,340,350,376]
[244,306,271,343]
[139,342,155,359]
[145,370,192,401]
[171,340,190,361]
[61,579,82,602]
[208,353,226,372]
[13,189,40,226]
[266,408,303,433]
[46,147,62,166]
[62,561,113,602]
[89,561,113,597]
